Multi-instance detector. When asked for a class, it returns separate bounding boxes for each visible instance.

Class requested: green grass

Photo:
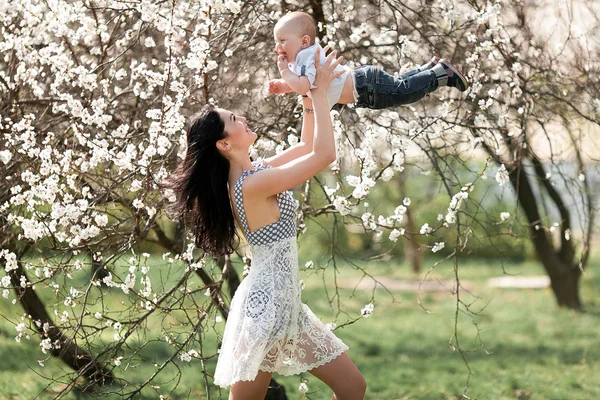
[1,255,599,399]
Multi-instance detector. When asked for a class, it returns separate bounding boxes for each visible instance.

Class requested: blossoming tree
[1,0,598,397]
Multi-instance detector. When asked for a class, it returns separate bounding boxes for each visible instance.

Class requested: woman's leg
[228,370,272,400]
[308,353,367,400]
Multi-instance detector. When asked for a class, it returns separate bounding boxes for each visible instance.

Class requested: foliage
[1,0,599,396]
[299,163,533,261]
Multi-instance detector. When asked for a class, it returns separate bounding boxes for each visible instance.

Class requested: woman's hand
[311,46,345,95]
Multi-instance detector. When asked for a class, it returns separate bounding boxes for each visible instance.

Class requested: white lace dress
[213,161,348,387]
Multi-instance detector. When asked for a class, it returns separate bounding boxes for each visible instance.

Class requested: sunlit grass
[0,255,599,399]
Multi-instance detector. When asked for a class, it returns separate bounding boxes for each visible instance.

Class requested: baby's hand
[268,79,285,95]
[277,55,289,73]
[267,79,293,95]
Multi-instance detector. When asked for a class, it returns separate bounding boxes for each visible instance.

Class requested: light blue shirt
[289,43,351,109]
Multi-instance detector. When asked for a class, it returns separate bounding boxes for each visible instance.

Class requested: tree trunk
[508,163,582,310]
[6,260,114,387]
[265,378,288,400]
[91,255,110,283]
[308,0,326,41]
[547,266,582,309]
[217,254,241,297]
[398,171,422,273]
[195,268,230,319]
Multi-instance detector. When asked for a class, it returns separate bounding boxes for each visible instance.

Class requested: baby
[268,11,469,110]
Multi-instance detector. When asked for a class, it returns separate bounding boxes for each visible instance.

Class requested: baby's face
[273,23,307,63]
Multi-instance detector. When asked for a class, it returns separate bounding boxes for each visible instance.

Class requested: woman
[168,48,366,400]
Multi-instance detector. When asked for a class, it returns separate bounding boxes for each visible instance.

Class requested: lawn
[0,254,598,400]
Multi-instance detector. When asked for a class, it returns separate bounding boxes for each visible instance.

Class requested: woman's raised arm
[244,49,344,197]
[264,96,315,168]
[265,46,336,168]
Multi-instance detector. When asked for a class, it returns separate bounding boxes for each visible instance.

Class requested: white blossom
[40,338,53,354]
[346,175,375,200]
[15,322,26,333]
[323,183,339,198]
[179,349,198,362]
[389,229,402,242]
[123,273,136,294]
[432,242,445,253]
[332,196,352,216]
[495,164,510,186]
[146,206,157,218]
[94,214,108,227]
[15,322,27,342]
[444,189,469,225]
[0,1,591,395]
[102,273,114,287]
[361,212,377,231]
[132,198,144,209]
[299,382,309,393]
[381,168,394,182]
[1,250,18,272]
[131,179,143,192]
[419,223,432,235]
[0,150,12,164]
[287,134,299,146]
[360,303,374,318]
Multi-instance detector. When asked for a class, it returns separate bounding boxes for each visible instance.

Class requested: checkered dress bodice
[233,161,296,246]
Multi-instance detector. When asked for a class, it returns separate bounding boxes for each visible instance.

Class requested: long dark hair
[164,104,237,255]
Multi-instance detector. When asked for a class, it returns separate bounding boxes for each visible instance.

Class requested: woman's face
[216,108,256,152]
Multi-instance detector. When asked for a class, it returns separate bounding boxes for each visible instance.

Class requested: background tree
[1,0,598,397]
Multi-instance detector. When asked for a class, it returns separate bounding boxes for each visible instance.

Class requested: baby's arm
[267,79,294,95]
[278,55,311,96]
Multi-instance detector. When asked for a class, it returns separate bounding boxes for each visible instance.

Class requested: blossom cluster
[0,0,595,396]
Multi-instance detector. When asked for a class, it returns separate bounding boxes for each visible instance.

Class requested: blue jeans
[353,66,438,109]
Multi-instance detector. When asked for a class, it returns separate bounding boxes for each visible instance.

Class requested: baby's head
[274,11,316,62]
